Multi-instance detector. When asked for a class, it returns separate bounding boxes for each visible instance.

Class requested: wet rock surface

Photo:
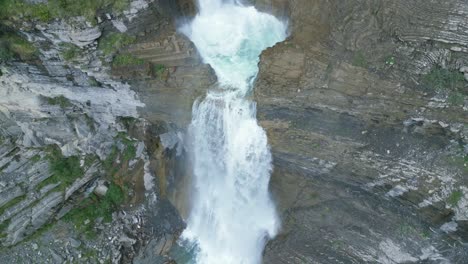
[253,0,468,263]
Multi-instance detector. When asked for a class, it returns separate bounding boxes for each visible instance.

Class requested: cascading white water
[180,1,287,263]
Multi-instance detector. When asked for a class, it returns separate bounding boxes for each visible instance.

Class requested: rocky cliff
[0,0,212,263]
[1,0,468,263]
[254,0,468,263]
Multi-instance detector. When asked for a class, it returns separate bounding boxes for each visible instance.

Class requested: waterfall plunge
[180,1,287,263]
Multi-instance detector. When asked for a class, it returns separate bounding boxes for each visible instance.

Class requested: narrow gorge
[0,0,467,263]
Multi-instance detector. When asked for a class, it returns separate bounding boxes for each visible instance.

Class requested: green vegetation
[84,114,96,132]
[0,0,131,23]
[447,190,463,206]
[352,51,368,68]
[36,145,83,191]
[0,32,37,62]
[152,63,166,78]
[0,195,26,216]
[0,1,51,22]
[30,154,41,163]
[61,43,80,61]
[25,221,54,242]
[385,55,395,66]
[98,33,135,55]
[101,134,137,197]
[112,54,145,67]
[422,66,465,92]
[87,77,100,87]
[116,132,137,161]
[46,95,71,108]
[103,145,119,173]
[82,248,99,260]
[118,116,137,130]
[123,143,136,161]
[448,91,465,106]
[446,153,468,174]
[83,154,98,168]
[63,183,124,238]
[0,219,11,237]
[397,223,431,239]
[61,132,137,238]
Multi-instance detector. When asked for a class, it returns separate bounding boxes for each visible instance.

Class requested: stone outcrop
[0,0,207,262]
[253,0,468,263]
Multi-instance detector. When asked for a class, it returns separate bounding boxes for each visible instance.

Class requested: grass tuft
[0,195,26,216]
[112,54,145,67]
[63,183,124,238]
[61,43,80,61]
[422,66,465,92]
[447,190,463,206]
[0,0,131,23]
[46,95,71,108]
[36,145,83,191]
[0,31,37,62]
[352,51,368,68]
[98,33,135,56]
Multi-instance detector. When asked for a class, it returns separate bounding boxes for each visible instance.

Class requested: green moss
[385,55,396,66]
[46,95,71,108]
[25,221,54,242]
[61,43,80,61]
[103,145,119,173]
[84,114,96,132]
[98,33,135,56]
[63,183,124,238]
[352,51,368,68]
[422,66,465,92]
[420,230,431,239]
[101,134,138,183]
[106,183,124,205]
[30,154,41,163]
[152,64,166,78]
[0,1,51,22]
[0,219,11,236]
[0,195,26,216]
[83,154,98,168]
[0,0,131,23]
[0,32,37,62]
[123,144,136,161]
[112,54,145,67]
[116,132,137,161]
[82,248,99,260]
[0,44,13,61]
[87,77,100,87]
[48,148,82,185]
[36,145,83,191]
[447,190,463,206]
[448,91,465,106]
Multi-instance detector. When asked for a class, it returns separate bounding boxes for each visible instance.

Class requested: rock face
[253,0,468,263]
[0,0,207,262]
[2,0,468,263]
[125,30,216,127]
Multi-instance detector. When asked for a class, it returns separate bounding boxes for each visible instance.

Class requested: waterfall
[179,1,287,263]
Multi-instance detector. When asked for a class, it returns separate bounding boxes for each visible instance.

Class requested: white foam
[180,1,287,263]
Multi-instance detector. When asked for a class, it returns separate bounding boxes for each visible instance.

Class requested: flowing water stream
[178,1,287,263]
